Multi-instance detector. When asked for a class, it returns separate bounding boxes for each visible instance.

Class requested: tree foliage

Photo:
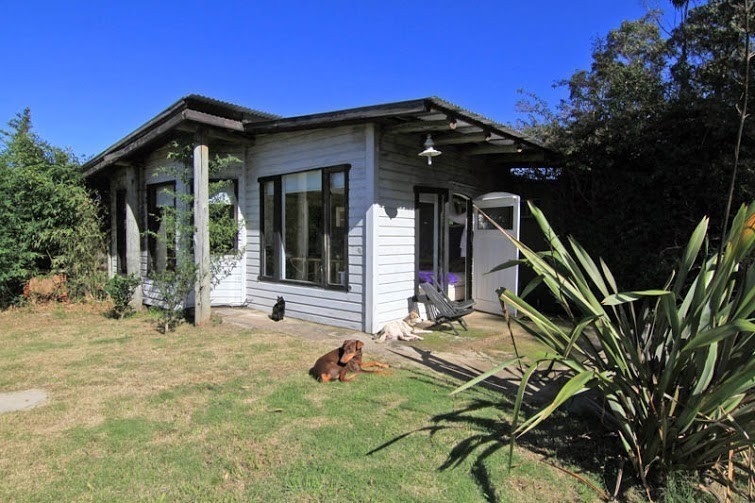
[0,109,106,304]
[522,0,755,289]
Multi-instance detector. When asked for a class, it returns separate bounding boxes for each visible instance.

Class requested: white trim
[364,124,379,333]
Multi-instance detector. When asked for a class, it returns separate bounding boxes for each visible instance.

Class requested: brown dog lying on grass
[310,339,390,382]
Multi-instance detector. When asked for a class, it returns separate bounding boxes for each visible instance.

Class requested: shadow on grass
[367,346,627,502]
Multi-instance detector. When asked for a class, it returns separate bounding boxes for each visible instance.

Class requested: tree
[0,109,105,304]
[521,1,755,290]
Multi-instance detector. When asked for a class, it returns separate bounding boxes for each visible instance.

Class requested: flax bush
[455,202,755,494]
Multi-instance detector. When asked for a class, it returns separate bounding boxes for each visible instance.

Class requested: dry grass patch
[0,304,616,502]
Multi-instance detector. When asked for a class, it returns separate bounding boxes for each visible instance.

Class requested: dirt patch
[0,389,48,414]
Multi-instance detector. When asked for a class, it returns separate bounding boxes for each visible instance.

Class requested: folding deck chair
[419,281,475,335]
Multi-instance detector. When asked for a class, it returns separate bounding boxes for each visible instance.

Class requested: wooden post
[193,130,211,325]
[124,164,143,308]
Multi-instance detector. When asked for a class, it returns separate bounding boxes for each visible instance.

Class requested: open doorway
[447,193,471,301]
[415,188,472,302]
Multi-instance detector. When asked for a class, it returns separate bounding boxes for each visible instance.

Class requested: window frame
[205,178,240,255]
[259,164,350,290]
[146,181,177,274]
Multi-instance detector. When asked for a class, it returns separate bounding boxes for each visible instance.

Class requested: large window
[260,165,349,289]
[147,182,176,273]
[189,178,240,255]
[208,179,239,255]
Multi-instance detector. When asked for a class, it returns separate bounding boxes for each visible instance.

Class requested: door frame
[415,186,448,295]
[414,187,474,302]
[449,192,473,301]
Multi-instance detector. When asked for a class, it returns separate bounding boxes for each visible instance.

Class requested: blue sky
[0,1,678,159]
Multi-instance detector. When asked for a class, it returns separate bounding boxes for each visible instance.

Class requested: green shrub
[148,261,197,334]
[104,274,141,319]
[455,202,755,496]
[0,109,106,305]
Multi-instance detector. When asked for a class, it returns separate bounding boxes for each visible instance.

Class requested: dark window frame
[259,164,350,290]
[115,189,128,275]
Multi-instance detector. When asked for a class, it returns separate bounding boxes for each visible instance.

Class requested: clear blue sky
[0,1,678,159]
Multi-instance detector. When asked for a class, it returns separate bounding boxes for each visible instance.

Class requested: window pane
[329,171,346,285]
[418,195,438,279]
[262,180,275,277]
[476,206,514,230]
[448,195,469,301]
[283,171,322,282]
[147,183,175,273]
[209,179,237,255]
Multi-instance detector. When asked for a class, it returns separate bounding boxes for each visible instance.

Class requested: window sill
[257,276,349,292]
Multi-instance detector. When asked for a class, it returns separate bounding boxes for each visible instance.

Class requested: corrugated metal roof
[183,94,281,121]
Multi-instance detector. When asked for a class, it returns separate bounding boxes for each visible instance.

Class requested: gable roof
[83,95,552,178]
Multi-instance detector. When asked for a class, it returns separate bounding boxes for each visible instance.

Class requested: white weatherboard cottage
[84,96,553,333]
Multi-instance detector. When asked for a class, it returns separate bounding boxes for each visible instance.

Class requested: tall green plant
[104,274,140,319]
[454,202,755,494]
[517,2,755,291]
[0,109,106,304]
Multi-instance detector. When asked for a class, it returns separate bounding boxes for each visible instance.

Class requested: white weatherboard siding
[373,132,487,331]
[245,125,368,330]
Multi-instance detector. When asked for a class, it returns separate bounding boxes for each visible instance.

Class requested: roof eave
[83,95,277,178]
[242,98,431,134]
[242,96,552,154]
[82,98,189,177]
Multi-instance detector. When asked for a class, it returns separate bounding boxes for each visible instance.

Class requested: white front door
[472,193,520,315]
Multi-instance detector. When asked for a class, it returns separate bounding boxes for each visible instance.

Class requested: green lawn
[0,305,610,502]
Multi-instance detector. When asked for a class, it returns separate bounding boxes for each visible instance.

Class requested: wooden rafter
[384,119,460,134]
[489,153,548,163]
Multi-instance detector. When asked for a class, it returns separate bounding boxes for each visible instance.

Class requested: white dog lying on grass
[374,312,432,343]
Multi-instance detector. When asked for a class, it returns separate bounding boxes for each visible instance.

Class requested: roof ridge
[184,94,282,120]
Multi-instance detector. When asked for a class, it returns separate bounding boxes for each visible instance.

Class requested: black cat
[270,296,285,321]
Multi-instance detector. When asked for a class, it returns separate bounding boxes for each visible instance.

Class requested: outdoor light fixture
[418,133,442,165]
[515,142,524,153]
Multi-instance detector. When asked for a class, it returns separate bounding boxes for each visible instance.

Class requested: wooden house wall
[244,125,369,330]
[105,123,502,331]
[373,131,491,330]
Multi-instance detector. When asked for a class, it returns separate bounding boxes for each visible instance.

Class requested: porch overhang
[82,95,276,179]
[242,96,557,166]
[83,95,557,180]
